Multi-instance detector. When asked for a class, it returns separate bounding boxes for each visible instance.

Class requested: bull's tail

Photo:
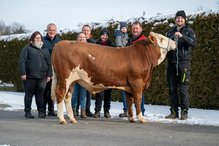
[51,66,57,102]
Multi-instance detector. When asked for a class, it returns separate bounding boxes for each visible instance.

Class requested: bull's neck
[157,49,168,65]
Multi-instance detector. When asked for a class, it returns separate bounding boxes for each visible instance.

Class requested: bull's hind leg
[65,89,77,124]
[126,92,135,122]
[56,85,68,124]
[57,100,67,124]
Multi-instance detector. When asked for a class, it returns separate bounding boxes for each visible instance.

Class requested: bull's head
[149,32,176,51]
[148,32,177,65]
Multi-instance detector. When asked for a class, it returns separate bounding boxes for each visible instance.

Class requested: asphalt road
[0,110,219,146]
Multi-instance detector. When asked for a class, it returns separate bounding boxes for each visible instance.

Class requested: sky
[0,0,218,32]
[1,91,219,127]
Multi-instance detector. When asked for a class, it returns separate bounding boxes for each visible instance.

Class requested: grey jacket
[115,30,129,47]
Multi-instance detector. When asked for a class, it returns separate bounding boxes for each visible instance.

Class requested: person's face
[33,34,42,44]
[82,26,91,39]
[77,33,87,42]
[131,24,142,37]
[175,16,186,27]
[121,27,127,33]
[47,25,57,38]
[100,33,108,42]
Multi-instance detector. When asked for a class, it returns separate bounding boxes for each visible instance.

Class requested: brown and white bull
[51,32,176,124]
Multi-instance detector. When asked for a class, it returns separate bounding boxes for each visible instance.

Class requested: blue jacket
[43,35,61,54]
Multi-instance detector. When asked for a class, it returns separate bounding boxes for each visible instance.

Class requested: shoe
[48,110,57,116]
[38,112,46,118]
[25,112,34,119]
[180,109,188,120]
[104,110,111,118]
[119,111,128,117]
[165,109,179,119]
[93,111,100,118]
[80,109,87,118]
[86,110,93,117]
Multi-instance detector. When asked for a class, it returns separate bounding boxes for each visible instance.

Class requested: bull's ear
[148,33,155,43]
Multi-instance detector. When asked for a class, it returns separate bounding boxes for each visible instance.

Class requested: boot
[86,109,93,117]
[25,112,34,119]
[80,109,87,118]
[93,111,100,118]
[48,110,57,116]
[38,111,46,118]
[180,109,188,120]
[104,110,111,118]
[119,111,128,118]
[165,109,179,119]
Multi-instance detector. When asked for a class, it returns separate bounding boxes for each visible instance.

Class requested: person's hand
[46,77,51,83]
[175,32,183,38]
[21,75,26,80]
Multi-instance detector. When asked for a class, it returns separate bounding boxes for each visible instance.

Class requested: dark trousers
[43,80,54,112]
[24,78,47,112]
[167,61,190,112]
[95,89,112,112]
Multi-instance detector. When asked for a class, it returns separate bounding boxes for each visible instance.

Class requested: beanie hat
[120,21,127,29]
[175,10,186,20]
[100,28,109,35]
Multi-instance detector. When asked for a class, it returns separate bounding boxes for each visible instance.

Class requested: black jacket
[96,39,116,47]
[167,25,196,63]
[19,44,52,78]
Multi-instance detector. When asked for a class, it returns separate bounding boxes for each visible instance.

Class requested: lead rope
[174,36,179,76]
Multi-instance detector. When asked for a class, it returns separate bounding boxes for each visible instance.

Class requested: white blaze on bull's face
[150,32,176,51]
[149,32,177,65]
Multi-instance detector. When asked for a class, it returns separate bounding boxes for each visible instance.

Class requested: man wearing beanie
[165,10,197,120]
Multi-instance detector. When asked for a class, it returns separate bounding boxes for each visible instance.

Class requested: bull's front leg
[126,92,135,122]
[134,93,145,123]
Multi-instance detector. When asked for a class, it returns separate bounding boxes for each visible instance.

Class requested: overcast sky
[0,0,218,32]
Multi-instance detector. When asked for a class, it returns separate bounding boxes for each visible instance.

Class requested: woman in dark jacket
[93,28,115,118]
[19,31,52,119]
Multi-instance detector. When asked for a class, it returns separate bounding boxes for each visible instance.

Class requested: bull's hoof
[59,120,67,124]
[128,117,135,123]
[70,118,77,124]
[139,119,146,123]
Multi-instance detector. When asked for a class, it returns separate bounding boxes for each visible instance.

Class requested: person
[93,28,115,118]
[43,23,61,116]
[71,32,88,118]
[119,21,146,117]
[19,31,52,119]
[165,10,196,120]
[76,24,96,117]
[115,21,129,47]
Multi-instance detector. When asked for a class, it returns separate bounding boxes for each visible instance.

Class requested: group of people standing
[19,10,196,121]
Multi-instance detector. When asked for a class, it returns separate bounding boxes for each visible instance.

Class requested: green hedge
[0,13,218,109]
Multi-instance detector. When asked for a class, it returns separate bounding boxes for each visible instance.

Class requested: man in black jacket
[43,23,61,116]
[165,10,196,120]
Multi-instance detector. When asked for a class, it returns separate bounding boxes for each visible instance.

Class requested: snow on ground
[0,91,219,126]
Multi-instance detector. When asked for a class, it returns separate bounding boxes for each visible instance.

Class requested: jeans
[122,91,145,115]
[72,83,87,110]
